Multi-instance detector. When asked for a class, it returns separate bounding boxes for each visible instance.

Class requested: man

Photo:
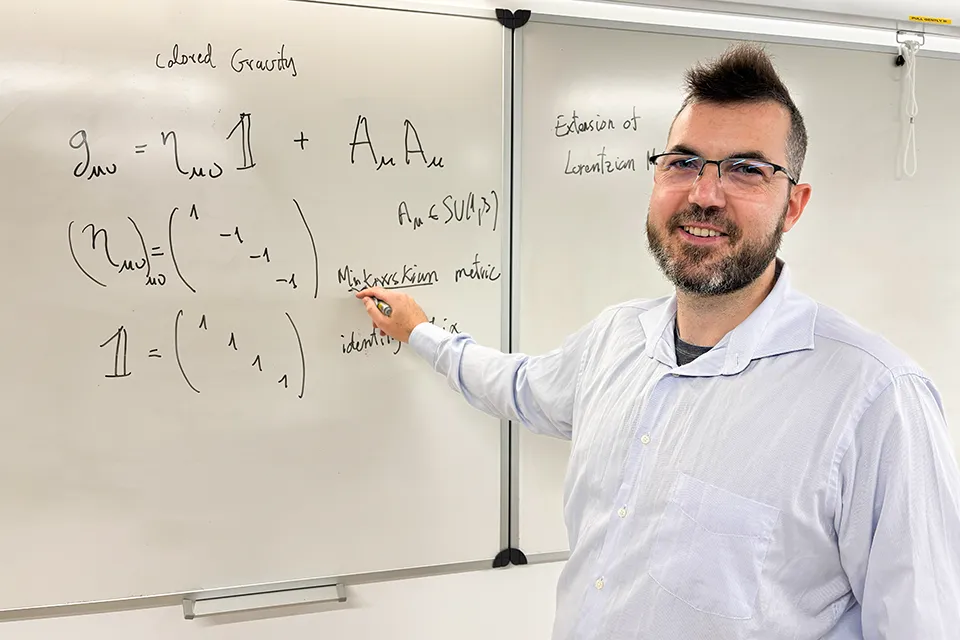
[357,43,960,639]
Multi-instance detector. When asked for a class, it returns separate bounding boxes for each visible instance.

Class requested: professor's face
[646,100,807,296]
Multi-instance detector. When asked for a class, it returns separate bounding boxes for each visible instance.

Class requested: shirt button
[640,434,651,445]
[617,506,627,518]
[595,578,605,590]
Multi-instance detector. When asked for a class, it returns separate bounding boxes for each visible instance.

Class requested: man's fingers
[362,296,394,331]
[355,286,390,300]
[362,298,384,327]
[363,296,393,323]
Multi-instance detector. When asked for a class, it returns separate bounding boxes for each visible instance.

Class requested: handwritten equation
[67,199,319,297]
[397,191,499,232]
[97,310,306,398]
[68,114,254,181]
[69,112,447,181]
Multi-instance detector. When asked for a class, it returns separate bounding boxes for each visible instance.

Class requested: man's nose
[688,163,726,209]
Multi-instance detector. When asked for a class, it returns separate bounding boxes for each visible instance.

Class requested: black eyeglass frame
[648,152,799,186]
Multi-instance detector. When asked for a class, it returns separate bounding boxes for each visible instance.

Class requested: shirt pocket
[647,472,780,620]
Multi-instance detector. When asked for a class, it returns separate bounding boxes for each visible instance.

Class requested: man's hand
[355,287,429,343]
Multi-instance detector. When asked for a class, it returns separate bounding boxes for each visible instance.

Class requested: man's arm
[835,372,960,638]
[406,319,593,439]
[355,286,595,439]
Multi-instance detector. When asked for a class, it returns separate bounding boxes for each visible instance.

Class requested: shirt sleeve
[835,372,960,638]
[406,318,597,440]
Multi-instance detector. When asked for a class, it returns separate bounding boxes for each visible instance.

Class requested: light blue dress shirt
[409,259,960,639]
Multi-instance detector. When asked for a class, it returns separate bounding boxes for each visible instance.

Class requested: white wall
[2,1,957,639]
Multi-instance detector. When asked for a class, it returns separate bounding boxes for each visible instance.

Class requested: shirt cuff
[408,321,452,366]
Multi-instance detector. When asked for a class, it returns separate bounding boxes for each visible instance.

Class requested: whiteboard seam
[508,21,524,554]
[499,14,515,555]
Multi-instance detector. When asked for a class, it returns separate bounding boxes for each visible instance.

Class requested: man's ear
[782,183,812,233]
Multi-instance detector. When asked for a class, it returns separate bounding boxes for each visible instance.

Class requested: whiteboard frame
[524,16,960,61]
[605,0,960,39]
[3,0,960,621]
[0,559,495,622]
[505,16,524,554]
[500,9,517,555]
[297,0,960,59]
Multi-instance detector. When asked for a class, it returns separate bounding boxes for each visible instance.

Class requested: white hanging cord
[900,39,920,177]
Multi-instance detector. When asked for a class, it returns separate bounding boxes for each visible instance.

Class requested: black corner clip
[492,546,529,567]
[497,8,531,30]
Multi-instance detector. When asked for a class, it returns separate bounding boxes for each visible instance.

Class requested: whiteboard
[0,0,506,610]
[517,20,960,555]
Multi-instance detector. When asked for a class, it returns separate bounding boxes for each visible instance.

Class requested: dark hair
[677,42,808,180]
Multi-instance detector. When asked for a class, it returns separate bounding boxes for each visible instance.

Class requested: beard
[646,201,787,296]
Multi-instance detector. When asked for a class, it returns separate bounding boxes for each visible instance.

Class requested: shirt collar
[638,258,817,375]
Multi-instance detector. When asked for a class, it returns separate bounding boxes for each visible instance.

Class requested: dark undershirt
[674,261,784,366]
[675,322,712,366]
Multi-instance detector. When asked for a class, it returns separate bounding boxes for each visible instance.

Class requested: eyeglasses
[648,153,797,194]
